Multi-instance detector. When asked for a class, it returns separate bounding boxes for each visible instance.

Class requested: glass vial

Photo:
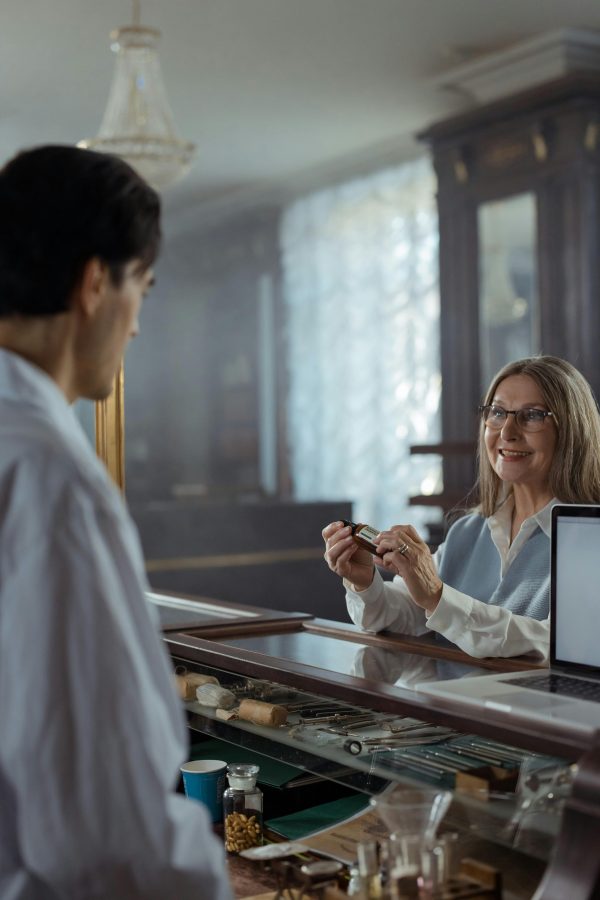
[342,520,380,554]
[356,840,382,899]
[223,763,263,854]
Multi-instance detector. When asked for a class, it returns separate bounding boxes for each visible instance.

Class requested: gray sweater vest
[437,514,550,620]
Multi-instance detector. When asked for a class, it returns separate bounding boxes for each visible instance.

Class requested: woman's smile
[497,448,532,459]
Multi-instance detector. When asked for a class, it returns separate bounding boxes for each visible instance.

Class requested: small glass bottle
[343,520,380,554]
[356,840,382,899]
[222,764,263,854]
[346,865,366,898]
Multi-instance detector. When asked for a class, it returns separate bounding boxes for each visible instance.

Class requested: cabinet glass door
[478,193,539,391]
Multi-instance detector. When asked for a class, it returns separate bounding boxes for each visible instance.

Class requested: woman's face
[484,373,557,497]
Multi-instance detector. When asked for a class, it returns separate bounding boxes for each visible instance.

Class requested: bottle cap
[227,763,260,789]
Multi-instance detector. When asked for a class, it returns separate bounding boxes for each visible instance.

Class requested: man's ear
[75,257,109,318]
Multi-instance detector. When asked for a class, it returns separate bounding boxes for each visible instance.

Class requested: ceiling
[6,0,600,223]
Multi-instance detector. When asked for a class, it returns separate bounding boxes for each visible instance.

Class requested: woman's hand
[375,525,443,613]
[322,521,375,591]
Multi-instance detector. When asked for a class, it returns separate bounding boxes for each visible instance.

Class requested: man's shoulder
[0,414,141,589]
[0,412,118,526]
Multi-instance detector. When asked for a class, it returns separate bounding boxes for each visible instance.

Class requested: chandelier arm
[132,0,141,27]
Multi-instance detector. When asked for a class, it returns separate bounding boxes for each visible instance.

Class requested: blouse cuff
[343,568,384,602]
[425,583,474,638]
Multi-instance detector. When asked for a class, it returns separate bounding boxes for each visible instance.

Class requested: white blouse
[345,496,553,661]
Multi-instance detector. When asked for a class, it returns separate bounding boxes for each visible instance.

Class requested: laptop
[416,504,600,733]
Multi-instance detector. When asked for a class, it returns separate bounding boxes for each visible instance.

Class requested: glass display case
[153,592,600,899]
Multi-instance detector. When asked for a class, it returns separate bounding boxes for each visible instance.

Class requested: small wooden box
[455,764,518,799]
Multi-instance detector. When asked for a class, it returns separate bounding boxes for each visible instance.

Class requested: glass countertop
[217,632,490,689]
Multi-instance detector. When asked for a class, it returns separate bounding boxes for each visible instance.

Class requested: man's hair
[0,145,161,317]
[476,355,600,515]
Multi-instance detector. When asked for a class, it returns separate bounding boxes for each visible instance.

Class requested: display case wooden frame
[157,594,600,900]
[163,618,581,761]
[150,590,311,633]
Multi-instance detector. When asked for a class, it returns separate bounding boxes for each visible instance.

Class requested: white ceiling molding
[431,28,600,105]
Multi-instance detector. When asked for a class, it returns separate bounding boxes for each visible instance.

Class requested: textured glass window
[281,158,440,530]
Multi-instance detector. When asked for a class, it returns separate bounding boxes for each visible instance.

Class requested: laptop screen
[552,505,600,670]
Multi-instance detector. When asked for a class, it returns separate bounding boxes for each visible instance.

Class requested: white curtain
[281,157,441,532]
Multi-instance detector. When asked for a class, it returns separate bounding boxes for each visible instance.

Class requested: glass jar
[356,841,382,899]
[223,764,263,854]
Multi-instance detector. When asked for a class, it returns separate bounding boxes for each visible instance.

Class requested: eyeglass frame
[478,404,555,431]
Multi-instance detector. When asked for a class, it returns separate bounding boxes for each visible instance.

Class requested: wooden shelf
[410,441,476,456]
[409,491,470,508]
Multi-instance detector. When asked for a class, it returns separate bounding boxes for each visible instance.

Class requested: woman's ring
[398,542,409,556]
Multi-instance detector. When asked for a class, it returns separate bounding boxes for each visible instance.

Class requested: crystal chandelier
[79,1,195,191]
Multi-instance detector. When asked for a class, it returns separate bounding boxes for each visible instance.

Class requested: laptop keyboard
[506,673,600,702]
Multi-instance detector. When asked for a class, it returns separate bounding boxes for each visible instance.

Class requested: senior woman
[323,356,600,660]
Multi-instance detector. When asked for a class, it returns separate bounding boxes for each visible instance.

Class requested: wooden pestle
[175,672,219,700]
[238,698,288,727]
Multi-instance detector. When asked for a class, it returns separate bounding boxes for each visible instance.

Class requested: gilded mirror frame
[95,365,125,490]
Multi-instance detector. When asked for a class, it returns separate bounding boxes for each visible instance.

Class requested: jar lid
[227,763,260,789]
[300,860,343,878]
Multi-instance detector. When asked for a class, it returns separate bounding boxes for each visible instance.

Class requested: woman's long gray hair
[476,356,600,517]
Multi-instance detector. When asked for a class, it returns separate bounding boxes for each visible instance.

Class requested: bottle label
[355,524,379,543]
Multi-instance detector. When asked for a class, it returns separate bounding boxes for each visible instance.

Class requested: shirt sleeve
[425,584,550,661]
[345,567,429,635]
[0,481,233,900]
[345,543,549,661]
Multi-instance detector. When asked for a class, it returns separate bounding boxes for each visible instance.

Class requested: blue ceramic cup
[180,759,227,823]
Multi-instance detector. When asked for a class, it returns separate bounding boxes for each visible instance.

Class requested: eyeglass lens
[482,406,549,432]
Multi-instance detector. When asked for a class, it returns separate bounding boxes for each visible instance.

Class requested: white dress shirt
[346,495,552,661]
[0,350,233,900]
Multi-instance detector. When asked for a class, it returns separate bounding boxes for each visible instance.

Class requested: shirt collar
[488,492,556,538]
[533,499,555,537]
[0,348,87,445]
[0,347,70,409]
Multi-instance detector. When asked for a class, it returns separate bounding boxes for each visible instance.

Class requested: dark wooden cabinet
[418,73,600,504]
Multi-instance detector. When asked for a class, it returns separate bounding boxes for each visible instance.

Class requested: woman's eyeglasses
[479,405,554,433]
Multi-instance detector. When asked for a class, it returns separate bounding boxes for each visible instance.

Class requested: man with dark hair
[0,146,232,899]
